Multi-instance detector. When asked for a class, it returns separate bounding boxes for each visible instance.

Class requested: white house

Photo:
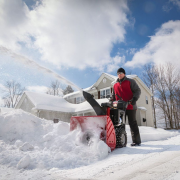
[63,73,154,127]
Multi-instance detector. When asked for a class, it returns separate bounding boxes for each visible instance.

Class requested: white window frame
[76,96,85,104]
[100,87,111,99]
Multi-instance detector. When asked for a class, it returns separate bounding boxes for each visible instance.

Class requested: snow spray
[0,46,82,92]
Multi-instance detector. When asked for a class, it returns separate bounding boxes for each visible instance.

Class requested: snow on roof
[24,91,108,113]
[25,91,76,112]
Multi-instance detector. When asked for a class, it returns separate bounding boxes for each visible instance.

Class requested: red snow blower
[70,91,128,151]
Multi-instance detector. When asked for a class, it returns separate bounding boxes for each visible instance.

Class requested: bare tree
[3,80,25,108]
[46,80,64,96]
[155,63,180,129]
[142,64,158,128]
[142,62,180,129]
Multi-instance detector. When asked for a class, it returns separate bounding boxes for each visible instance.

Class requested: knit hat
[117,67,126,74]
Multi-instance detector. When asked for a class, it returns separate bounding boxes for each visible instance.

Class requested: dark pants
[126,110,141,144]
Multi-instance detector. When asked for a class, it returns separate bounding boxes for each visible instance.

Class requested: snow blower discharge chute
[70,91,128,151]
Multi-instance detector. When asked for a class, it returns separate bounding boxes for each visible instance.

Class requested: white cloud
[27,86,48,94]
[163,0,180,12]
[162,4,172,12]
[0,0,31,50]
[0,0,129,71]
[125,20,180,68]
[170,0,180,8]
[106,56,125,73]
[126,48,137,55]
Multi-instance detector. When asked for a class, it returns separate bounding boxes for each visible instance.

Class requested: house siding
[135,79,154,127]
[19,97,36,115]
[97,78,112,91]
[39,110,72,122]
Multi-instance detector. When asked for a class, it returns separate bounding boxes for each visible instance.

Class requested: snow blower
[70,91,128,151]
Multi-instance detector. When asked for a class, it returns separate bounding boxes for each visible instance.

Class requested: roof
[17,91,108,113]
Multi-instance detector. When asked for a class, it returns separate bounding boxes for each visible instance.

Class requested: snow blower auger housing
[70,91,128,151]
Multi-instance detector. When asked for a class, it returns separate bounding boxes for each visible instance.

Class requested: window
[76,96,85,104]
[100,88,110,99]
[145,96,148,104]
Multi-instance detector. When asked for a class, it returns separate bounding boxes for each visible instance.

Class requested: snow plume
[0,46,81,91]
[0,0,129,71]
[125,20,180,68]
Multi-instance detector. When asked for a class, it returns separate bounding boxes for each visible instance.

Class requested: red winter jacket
[112,76,141,110]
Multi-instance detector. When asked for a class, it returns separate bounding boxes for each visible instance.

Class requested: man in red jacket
[112,67,141,146]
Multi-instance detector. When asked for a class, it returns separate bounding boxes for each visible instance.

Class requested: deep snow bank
[0,110,109,170]
[0,110,179,171]
[0,110,45,144]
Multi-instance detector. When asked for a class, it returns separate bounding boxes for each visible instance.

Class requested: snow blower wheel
[115,126,127,148]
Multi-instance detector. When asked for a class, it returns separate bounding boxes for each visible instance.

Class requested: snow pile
[0,110,109,170]
[0,109,179,172]
[0,110,45,144]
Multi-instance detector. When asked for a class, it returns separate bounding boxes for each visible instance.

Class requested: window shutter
[98,91,100,99]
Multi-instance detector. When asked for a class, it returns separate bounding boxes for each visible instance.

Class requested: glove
[109,96,114,102]
[109,97,114,106]
[131,97,137,105]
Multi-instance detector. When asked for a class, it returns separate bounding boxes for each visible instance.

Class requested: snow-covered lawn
[0,110,180,180]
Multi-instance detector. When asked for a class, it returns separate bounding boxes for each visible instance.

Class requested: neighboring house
[15,91,109,122]
[63,73,154,127]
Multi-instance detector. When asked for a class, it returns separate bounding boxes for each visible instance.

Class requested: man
[112,67,141,146]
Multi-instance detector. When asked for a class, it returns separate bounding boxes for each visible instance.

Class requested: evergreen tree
[63,85,74,95]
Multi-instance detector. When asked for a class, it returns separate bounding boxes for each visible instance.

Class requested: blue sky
[0,0,180,104]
